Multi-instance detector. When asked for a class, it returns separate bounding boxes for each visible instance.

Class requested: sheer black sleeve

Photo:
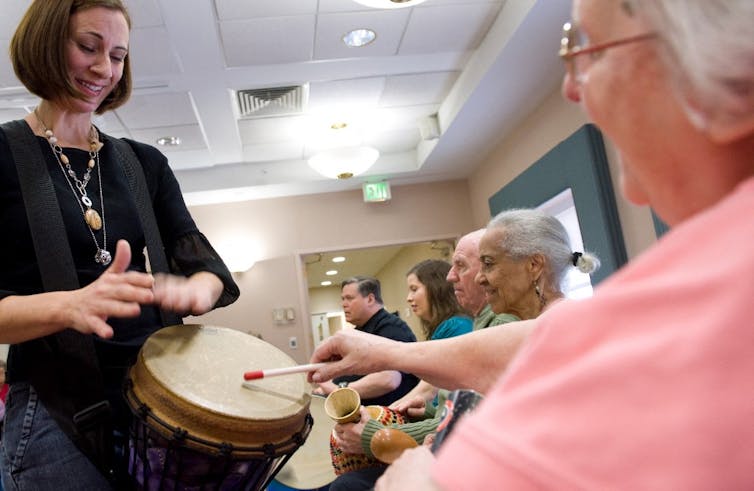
[122,138,240,309]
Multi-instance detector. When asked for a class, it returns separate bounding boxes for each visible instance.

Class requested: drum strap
[1,120,180,477]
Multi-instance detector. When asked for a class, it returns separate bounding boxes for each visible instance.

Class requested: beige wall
[188,86,661,364]
[188,180,473,363]
[467,87,657,260]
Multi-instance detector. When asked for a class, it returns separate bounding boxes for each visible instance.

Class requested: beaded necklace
[33,108,111,266]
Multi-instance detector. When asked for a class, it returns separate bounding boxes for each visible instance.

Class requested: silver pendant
[95,248,112,266]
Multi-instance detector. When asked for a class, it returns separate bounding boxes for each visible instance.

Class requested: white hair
[488,209,600,291]
[627,0,754,128]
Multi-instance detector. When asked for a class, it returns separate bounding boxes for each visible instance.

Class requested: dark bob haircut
[10,0,132,114]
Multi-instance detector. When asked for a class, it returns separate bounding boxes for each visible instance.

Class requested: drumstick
[243,362,329,381]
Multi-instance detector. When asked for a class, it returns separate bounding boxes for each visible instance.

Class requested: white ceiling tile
[399,3,501,54]
[0,108,27,122]
[220,16,315,67]
[93,112,126,135]
[380,71,459,107]
[130,124,207,151]
[314,10,410,59]
[115,92,197,128]
[0,40,20,87]
[364,128,421,154]
[239,115,310,145]
[0,1,31,36]
[318,0,375,13]
[215,0,317,20]
[307,77,386,113]
[124,0,164,28]
[129,26,181,77]
[370,105,441,131]
[242,142,304,163]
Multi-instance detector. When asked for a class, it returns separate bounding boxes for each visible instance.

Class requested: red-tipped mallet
[243,362,330,381]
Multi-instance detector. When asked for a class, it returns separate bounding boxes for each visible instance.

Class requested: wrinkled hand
[332,406,370,454]
[390,395,427,419]
[308,329,395,383]
[375,445,439,491]
[152,271,222,316]
[67,240,154,339]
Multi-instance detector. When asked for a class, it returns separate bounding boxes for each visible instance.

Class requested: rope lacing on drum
[262,443,276,459]
[171,428,188,442]
[218,442,234,457]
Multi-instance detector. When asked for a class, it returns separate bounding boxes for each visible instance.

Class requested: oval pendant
[85,208,102,231]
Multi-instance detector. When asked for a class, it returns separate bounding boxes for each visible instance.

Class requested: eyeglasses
[559,21,656,82]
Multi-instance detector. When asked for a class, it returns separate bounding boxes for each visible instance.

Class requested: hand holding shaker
[430,389,484,453]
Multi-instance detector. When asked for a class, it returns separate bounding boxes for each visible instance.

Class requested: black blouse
[0,124,239,376]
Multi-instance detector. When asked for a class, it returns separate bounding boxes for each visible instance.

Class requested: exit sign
[363,181,391,202]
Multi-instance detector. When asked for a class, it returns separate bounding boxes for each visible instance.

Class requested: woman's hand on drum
[389,396,427,419]
[308,329,394,383]
[333,406,370,454]
[374,445,440,491]
[152,271,223,316]
[67,240,154,339]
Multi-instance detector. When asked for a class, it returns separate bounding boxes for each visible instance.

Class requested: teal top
[430,315,473,340]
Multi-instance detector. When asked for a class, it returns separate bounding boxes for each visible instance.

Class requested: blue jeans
[0,383,113,490]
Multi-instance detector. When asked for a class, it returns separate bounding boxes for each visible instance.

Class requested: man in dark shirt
[314,276,418,406]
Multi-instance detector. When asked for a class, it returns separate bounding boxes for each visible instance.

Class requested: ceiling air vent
[235,84,308,119]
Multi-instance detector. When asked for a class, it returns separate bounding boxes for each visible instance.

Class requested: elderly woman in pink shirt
[309,0,754,489]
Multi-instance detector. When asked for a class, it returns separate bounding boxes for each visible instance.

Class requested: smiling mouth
[78,79,105,94]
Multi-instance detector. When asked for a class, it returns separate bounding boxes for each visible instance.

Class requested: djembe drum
[124,325,312,491]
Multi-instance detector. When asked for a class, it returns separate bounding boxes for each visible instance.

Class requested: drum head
[274,395,336,489]
[128,324,310,455]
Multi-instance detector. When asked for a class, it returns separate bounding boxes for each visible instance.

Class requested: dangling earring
[534,281,545,308]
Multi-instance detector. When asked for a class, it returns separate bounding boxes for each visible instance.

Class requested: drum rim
[127,324,311,457]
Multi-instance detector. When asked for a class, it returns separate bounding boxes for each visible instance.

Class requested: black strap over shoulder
[0,119,113,474]
[0,121,181,478]
[108,137,182,327]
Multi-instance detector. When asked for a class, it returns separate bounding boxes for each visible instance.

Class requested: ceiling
[0,0,570,207]
[303,238,454,289]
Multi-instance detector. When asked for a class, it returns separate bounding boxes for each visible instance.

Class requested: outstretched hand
[308,329,396,383]
[68,240,154,339]
[152,271,222,316]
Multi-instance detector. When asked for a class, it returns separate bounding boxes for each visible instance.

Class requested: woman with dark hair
[406,259,472,341]
[0,1,238,488]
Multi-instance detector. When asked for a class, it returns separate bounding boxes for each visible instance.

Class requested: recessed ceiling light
[326,270,338,276]
[321,280,333,286]
[352,0,428,9]
[331,122,348,130]
[342,28,376,48]
[156,136,181,146]
[332,256,346,263]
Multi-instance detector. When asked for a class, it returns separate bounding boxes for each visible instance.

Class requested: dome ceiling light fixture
[343,28,377,48]
[308,146,380,180]
[352,0,429,9]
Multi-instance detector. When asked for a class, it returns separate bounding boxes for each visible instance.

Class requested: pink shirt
[434,177,754,490]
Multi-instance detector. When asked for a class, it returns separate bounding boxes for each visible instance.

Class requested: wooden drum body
[125,324,312,490]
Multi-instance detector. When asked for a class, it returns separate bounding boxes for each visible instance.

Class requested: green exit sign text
[362,181,392,203]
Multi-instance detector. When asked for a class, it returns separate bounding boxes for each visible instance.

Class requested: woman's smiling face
[63,7,129,112]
